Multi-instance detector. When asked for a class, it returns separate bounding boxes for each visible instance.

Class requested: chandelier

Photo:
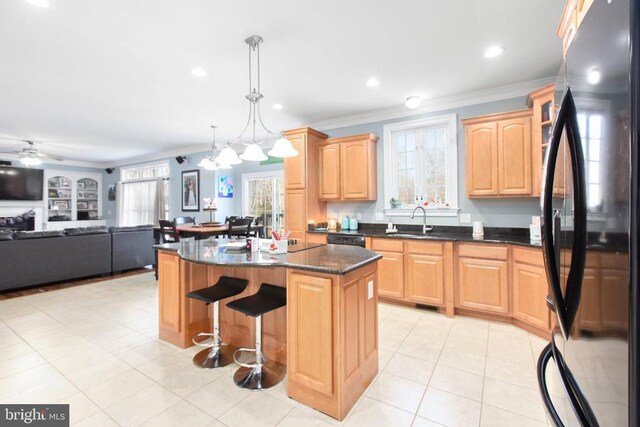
[197,125,233,170]
[216,35,298,165]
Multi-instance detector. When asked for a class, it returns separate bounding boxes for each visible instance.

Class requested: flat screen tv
[0,166,44,201]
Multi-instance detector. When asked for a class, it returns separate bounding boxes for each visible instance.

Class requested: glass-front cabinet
[43,170,104,230]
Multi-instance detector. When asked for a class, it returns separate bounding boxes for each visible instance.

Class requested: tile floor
[0,272,552,426]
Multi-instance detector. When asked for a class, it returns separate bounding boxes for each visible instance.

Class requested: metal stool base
[192,344,236,369]
[233,360,286,390]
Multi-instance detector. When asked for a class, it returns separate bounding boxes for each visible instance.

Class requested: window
[577,111,603,209]
[118,162,170,226]
[383,114,458,216]
[242,171,284,236]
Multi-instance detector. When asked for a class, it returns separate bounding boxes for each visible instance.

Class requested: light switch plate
[367,281,374,299]
[460,213,471,224]
[375,212,384,221]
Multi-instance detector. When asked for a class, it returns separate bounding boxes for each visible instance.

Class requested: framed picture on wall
[182,170,200,211]
[218,176,233,198]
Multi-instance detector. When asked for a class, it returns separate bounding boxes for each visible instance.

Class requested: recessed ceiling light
[587,67,601,84]
[484,46,504,58]
[272,103,283,110]
[190,67,207,77]
[366,78,380,87]
[405,96,422,109]
[24,0,51,8]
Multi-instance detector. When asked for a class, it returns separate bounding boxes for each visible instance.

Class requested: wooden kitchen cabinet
[371,238,450,312]
[498,115,532,195]
[527,83,567,197]
[511,247,550,330]
[464,110,533,198]
[456,244,510,315]
[283,128,328,243]
[405,241,445,306]
[287,262,378,420]
[318,133,378,201]
[371,239,404,299]
[318,143,341,199]
[465,121,498,196]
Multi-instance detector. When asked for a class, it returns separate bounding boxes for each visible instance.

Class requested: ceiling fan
[0,140,64,166]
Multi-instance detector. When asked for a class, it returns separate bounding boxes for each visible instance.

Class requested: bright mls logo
[1,405,69,426]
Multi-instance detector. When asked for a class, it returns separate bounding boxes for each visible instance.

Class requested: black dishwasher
[326,234,366,248]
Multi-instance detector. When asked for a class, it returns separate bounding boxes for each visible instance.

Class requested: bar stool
[226,283,286,390]
[186,276,248,369]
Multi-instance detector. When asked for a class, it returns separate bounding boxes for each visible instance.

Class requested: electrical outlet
[367,281,374,299]
[460,213,471,224]
[356,213,362,220]
[375,212,384,221]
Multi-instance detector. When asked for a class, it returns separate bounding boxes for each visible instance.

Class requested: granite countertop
[308,225,542,247]
[156,239,382,275]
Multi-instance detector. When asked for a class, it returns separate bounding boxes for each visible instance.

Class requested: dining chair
[159,219,179,243]
[227,217,253,239]
[243,216,259,237]
[175,216,196,225]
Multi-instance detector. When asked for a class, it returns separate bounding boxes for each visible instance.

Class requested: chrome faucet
[411,206,433,233]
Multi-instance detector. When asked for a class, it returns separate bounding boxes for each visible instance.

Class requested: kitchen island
[155,239,381,420]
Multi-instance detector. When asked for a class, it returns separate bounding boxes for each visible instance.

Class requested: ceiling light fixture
[20,156,42,166]
[198,125,220,171]
[191,67,207,77]
[405,96,422,109]
[272,103,283,110]
[24,0,51,8]
[226,35,297,162]
[484,46,504,58]
[366,78,380,87]
[587,67,601,84]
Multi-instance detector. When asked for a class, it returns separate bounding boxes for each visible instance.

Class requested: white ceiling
[0,0,564,167]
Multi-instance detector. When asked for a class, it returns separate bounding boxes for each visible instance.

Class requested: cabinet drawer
[406,241,443,256]
[512,247,544,266]
[458,243,508,260]
[371,238,403,252]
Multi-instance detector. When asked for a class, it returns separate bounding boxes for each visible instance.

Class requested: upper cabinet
[318,133,378,201]
[463,110,532,198]
[527,84,567,197]
[283,127,328,242]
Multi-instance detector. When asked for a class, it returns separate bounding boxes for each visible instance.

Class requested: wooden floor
[0,268,154,300]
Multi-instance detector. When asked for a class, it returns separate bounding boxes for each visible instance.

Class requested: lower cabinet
[456,244,510,315]
[371,239,404,299]
[370,238,449,309]
[512,247,550,330]
[405,241,445,306]
[286,263,379,420]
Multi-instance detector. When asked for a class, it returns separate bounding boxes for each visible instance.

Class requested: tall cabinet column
[283,127,328,242]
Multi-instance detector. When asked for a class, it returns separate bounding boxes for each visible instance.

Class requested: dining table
[154,223,266,241]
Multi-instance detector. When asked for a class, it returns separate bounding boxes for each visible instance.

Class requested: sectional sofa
[0,225,155,292]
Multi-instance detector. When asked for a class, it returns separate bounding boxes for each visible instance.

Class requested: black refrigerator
[537,0,639,425]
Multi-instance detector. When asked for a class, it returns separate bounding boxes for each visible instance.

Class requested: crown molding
[308,77,557,131]
[96,143,213,169]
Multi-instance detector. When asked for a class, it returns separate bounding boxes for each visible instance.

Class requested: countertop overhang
[155,239,382,275]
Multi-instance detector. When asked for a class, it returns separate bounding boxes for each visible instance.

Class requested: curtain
[118,179,158,226]
[116,182,125,226]
[153,178,165,226]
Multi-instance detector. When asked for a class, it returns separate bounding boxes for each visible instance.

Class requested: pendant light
[226,35,295,161]
[198,125,219,171]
